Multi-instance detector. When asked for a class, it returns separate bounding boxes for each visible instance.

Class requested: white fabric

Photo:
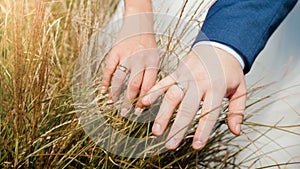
[194,41,245,69]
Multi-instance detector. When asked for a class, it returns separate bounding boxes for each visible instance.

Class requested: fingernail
[134,108,141,115]
[194,140,203,149]
[142,96,150,104]
[107,99,113,105]
[235,125,241,134]
[166,138,176,149]
[121,108,128,116]
[100,86,106,94]
[152,123,161,134]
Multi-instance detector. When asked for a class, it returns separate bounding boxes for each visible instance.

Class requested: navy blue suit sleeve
[194,0,298,74]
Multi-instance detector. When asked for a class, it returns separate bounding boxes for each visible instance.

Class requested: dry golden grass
[0,0,299,168]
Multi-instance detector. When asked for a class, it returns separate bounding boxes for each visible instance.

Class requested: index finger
[141,75,176,106]
[100,52,119,94]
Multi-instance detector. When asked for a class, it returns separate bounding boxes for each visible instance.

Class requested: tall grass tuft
[0,0,299,168]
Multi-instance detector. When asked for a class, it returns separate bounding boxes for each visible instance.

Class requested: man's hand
[142,45,247,150]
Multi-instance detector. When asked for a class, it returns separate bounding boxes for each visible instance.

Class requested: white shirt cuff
[193,41,245,69]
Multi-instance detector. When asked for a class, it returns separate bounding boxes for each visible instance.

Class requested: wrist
[124,0,153,16]
[120,13,154,39]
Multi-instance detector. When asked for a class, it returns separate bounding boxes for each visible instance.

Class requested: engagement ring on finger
[117,64,128,73]
[175,81,185,92]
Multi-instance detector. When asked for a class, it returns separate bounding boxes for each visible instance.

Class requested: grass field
[0,0,299,168]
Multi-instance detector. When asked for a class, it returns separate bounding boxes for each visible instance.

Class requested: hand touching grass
[142,45,247,150]
[100,0,160,116]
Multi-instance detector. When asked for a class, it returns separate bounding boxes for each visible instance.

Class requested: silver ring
[175,82,185,92]
[117,64,128,73]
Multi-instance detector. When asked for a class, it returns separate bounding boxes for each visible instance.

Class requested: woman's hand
[100,0,159,116]
[142,45,247,150]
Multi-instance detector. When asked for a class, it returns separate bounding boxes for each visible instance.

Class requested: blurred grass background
[0,0,299,168]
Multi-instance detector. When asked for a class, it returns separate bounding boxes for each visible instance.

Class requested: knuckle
[171,123,183,133]
[129,80,141,91]
[101,80,110,87]
[172,122,188,134]
[165,89,180,102]
[200,112,217,123]
[157,82,168,91]
[141,84,152,93]
[101,75,110,82]
[112,79,123,85]
[179,114,193,125]
[179,104,194,115]
[101,76,112,85]
[112,74,122,81]
[105,62,116,72]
